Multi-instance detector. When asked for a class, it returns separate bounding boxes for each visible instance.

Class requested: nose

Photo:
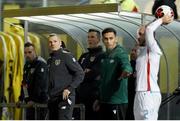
[106,39,111,43]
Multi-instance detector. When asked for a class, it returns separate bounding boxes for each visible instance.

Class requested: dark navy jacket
[77,46,103,101]
[47,48,84,99]
[19,56,48,103]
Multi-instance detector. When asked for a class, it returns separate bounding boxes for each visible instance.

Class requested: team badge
[72,58,76,62]
[110,59,114,63]
[81,58,85,64]
[90,56,95,62]
[30,68,35,74]
[55,59,61,65]
[101,59,104,63]
[113,109,117,114]
[41,68,44,72]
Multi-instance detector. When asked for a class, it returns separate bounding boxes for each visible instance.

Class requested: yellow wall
[3,4,21,32]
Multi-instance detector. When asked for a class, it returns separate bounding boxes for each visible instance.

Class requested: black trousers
[83,99,100,120]
[73,98,100,120]
[99,103,128,120]
[48,96,75,120]
[26,107,47,120]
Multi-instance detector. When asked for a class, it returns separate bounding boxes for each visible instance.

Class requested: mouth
[88,42,92,45]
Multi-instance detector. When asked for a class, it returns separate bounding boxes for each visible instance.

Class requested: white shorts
[134,91,161,120]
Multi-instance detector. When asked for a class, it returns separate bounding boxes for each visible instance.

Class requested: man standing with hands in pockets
[47,33,84,120]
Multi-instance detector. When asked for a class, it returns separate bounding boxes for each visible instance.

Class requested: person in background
[47,33,84,120]
[61,41,66,49]
[94,27,132,120]
[18,42,48,120]
[134,14,173,120]
[126,46,138,120]
[76,29,103,119]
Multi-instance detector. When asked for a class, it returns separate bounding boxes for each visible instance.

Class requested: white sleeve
[145,19,163,55]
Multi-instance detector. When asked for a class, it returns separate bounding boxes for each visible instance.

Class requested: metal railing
[0,103,85,120]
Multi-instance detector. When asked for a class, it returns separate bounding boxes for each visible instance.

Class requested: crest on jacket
[90,56,95,62]
[55,59,61,65]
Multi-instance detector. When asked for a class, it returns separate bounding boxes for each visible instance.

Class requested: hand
[27,101,34,107]
[93,100,100,112]
[84,68,91,73]
[63,89,71,100]
[119,71,132,80]
[161,14,173,25]
[16,101,22,108]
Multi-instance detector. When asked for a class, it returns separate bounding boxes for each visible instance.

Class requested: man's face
[130,48,138,60]
[103,32,117,50]
[137,26,146,46]
[24,46,36,62]
[48,36,61,51]
[88,31,100,48]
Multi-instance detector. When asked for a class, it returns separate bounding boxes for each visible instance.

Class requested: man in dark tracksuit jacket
[76,29,103,120]
[47,33,84,120]
[19,42,48,120]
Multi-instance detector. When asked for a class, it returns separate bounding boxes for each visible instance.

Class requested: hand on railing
[16,101,22,108]
[14,102,47,108]
[27,101,34,107]
[16,101,33,108]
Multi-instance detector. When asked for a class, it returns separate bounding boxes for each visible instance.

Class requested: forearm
[146,19,162,47]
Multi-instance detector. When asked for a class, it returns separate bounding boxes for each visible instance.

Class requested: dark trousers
[126,92,135,120]
[26,107,47,120]
[99,103,128,120]
[83,99,100,120]
[74,98,99,120]
[48,96,75,120]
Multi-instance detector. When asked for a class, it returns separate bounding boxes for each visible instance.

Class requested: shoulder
[61,50,74,59]
[62,49,71,54]
[116,45,125,51]
[47,56,52,64]
[37,56,47,64]
[115,45,128,54]
[60,49,73,58]
[36,56,48,68]
[61,50,77,63]
[79,52,89,58]
[99,52,106,59]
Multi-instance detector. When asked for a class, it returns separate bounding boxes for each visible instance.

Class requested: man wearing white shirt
[134,14,173,120]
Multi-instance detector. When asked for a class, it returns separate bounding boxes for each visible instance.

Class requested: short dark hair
[102,27,117,36]
[88,29,101,39]
[24,42,35,48]
[48,33,58,39]
[61,41,66,48]
[152,0,178,19]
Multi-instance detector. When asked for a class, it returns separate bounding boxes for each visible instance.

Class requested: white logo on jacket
[55,59,61,65]
[110,59,114,63]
